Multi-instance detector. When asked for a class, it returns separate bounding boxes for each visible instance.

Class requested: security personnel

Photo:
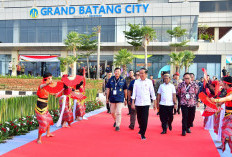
[106,67,127,131]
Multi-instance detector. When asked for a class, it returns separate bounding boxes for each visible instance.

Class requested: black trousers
[159,105,174,131]
[174,95,181,114]
[181,105,196,131]
[136,105,149,136]
[106,102,110,111]
[127,99,132,114]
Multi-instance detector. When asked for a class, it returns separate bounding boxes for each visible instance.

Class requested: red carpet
[3,109,219,157]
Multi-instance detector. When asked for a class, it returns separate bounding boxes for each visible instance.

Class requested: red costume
[35,82,54,134]
[221,87,232,153]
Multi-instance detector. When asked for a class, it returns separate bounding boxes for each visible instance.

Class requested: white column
[214,27,219,42]
[11,51,19,76]
[62,19,68,41]
[221,55,226,78]
[13,21,19,43]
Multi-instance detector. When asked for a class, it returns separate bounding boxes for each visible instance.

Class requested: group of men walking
[104,67,200,139]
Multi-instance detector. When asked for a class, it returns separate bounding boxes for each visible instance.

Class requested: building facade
[0,0,231,79]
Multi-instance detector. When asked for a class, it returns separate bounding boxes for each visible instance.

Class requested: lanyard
[185,84,190,93]
[114,77,120,89]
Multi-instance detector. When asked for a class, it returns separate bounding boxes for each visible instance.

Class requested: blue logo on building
[30,8,39,18]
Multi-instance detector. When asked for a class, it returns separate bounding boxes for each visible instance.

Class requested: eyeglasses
[184,78,190,80]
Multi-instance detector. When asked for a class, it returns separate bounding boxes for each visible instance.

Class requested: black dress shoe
[115,126,120,131]
[161,130,167,134]
[187,128,191,133]
[182,130,186,136]
[141,135,146,140]
[129,125,134,130]
[113,122,116,127]
[168,124,172,131]
[178,111,180,114]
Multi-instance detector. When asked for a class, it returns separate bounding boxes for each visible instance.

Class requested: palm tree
[169,51,185,73]
[64,31,81,76]
[167,26,188,53]
[79,33,97,78]
[124,23,143,51]
[114,49,134,77]
[141,26,156,69]
[182,50,195,72]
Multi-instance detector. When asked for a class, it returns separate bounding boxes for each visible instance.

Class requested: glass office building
[0,0,231,79]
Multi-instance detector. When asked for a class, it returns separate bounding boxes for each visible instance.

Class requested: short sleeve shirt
[106,76,127,103]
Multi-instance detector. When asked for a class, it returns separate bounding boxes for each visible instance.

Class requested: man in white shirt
[157,74,177,134]
[131,68,156,140]
[8,61,12,76]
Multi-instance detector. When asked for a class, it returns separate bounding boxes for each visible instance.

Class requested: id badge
[113,90,117,95]
[186,93,190,100]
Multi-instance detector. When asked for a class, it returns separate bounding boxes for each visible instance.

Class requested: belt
[225,110,232,113]
[35,104,48,115]
[37,98,48,103]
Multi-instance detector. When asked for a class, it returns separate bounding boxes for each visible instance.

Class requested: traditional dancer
[214,85,227,142]
[74,81,87,121]
[35,73,63,144]
[56,73,86,127]
[58,84,74,128]
[203,81,220,130]
[210,76,232,153]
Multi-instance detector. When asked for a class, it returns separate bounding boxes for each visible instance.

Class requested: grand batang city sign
[30,4,149,18]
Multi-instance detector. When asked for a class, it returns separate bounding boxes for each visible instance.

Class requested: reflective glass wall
[0,16,198,43]
[180,55,221,80]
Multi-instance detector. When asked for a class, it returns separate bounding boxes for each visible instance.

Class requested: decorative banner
[136,63,152,67]
[133,55,152,59]
[20,55,59,62]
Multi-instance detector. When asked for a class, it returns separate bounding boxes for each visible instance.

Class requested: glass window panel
[51,19,60,26]
[189,63,197,78]
[27,20,36,27]
[162,25,171,42]
[152,25,162,42]
[216,63,221,79]
[207,63,216,78]
[6,28,13,43]
[181,24,191,41]
[20,27,28,43]
[144,17,152,25]
[163,17,171,25]
[218,1,227,11]
[181,16,190,24]
[6,21,13,27]
[153,17,162,25]
[38,27,51,42]
[75,18,84,26]
[28,28,36,43]
[172,16,181,27]
[126,17,134,25]
[134,17,143,25]
[200,2,216,12]
[0,28,6,43]
[116,25,125,42]
[117,18,125,26]
[0,21,6,27]
[92,17,100,26]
